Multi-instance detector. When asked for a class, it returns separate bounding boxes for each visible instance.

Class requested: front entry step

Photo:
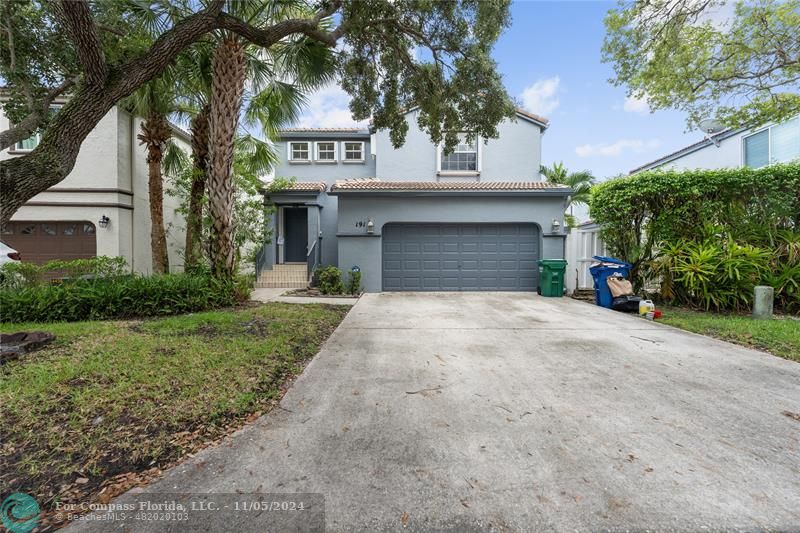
[255,263,307,288]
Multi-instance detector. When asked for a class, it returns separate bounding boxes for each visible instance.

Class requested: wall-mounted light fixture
[551,218,561,232]
[366,218,374,234]
[98,215,110,229]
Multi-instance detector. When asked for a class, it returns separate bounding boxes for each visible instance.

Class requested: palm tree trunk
[184,102,211,270]
[208,39,246,280]
[139,112,171,274]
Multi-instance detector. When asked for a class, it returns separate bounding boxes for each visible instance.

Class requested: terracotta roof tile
[514,108,549,126]
[267,181,327,192]
[278,127,364,133]
[330,179,569,192]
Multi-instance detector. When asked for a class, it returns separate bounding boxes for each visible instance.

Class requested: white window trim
[288,141,311,163]
[341,141,365,163]
[314,141,338,163]
[11,132,42,153]
[741,118,800,168]
[436,135,482,174]
[9,105,62,153]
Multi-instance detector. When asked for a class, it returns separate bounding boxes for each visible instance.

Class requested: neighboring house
[260,108,572,292]
[0,102,190,273]
[630,115,800,173]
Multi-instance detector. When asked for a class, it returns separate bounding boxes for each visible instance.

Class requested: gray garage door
[382,223,539,291]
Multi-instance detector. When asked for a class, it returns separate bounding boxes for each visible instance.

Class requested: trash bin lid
[591,255,632,268]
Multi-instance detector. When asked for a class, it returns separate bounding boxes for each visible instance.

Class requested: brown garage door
[1,221,97,264]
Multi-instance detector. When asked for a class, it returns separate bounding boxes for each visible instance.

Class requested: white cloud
[623,94,650,114]
[295,83,368,128]
[519,77,560,116]
[575,138,661,158]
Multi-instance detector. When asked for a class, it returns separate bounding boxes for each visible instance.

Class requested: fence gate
[564,222,606,294]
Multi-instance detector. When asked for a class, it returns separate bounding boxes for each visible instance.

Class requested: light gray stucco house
[630,115,800,173]
[257,108,572,292]
[0,100,191,274]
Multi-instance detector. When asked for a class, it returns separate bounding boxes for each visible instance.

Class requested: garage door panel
[2,221,97,265]
[382,223,539,291]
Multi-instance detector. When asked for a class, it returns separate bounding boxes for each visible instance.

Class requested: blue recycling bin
[589,256,632,308]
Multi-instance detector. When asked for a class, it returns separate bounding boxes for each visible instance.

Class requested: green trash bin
[537,259,568,297]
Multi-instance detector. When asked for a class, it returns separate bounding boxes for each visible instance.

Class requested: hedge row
[589,162,800,312]
[0,273,251,323]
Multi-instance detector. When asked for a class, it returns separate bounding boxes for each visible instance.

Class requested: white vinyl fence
[564,222,606,294]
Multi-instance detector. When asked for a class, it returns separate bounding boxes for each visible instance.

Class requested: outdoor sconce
[366,218,374,234]
[551,219,561,232]
[98,215,110,229]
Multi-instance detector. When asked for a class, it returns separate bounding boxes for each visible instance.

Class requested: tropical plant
[540,162,595,227]
[650,236,791,312]
[122,76,179,274]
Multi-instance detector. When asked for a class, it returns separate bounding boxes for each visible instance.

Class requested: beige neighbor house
[0,102,190,274]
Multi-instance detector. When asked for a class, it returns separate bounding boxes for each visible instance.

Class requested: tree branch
[0,79,75,151]
[56,0,107,86]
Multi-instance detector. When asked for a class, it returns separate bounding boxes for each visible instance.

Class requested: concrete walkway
[68,293,800,532]
[251,287,359,305]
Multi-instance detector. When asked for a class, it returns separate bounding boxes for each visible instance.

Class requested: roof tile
[330,178,568,192]
[267,181,327,192]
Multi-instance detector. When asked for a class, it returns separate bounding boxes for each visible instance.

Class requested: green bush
[590,163,800,312]
[590,163,800,288]
[346,270,362,295]
[0,273,250,323]
[315,265,345,295]
[0,256,129,290]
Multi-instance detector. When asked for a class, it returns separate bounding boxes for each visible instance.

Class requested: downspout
[128,111,136,272]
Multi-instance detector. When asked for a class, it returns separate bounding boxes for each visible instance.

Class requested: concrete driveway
[68,293,800,531]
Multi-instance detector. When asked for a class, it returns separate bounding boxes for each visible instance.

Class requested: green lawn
[0,303,348,527]
[660,306,800,362]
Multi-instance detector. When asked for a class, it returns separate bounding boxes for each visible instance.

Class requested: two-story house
[0,102,190,273]
[630,115,800,173]
[260,108,572,292]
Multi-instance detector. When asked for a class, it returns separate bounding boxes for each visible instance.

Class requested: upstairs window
[743,117,800,168]
[315,141,337,162]
[343,141,365,162]
[289,141,310,162]
[12,106,61,152]
[439,134,479,172]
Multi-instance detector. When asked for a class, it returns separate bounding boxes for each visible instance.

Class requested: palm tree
[173,31,329,274]
[204,0,335,279]
[123,77,177,274]
[540,162,595,227]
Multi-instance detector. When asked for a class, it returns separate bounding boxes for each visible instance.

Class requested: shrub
[0,256,130,290]
[0,273,249,323]
[315,265,345,295]
[346,270,362,295]
[590,163,800,288]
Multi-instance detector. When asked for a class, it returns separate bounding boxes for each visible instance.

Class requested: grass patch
[660,306,800,362]
[0,303,348,525]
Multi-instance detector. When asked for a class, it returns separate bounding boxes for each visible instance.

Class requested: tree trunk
[184,103,211,270]
[139,112,171,274]
[207,39,246,280]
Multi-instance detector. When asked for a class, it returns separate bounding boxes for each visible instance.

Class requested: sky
[292,0,713,180]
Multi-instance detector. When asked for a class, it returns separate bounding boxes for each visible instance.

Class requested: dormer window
[289,141,310,162]
[315,141,337,162]
[438,134,480,174]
